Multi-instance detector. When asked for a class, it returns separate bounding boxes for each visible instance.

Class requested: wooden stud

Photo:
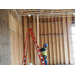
[51,15,54,65]
[29,17,31,64]
[55,17,59,65]
[48,18,50,65]
[30,23,32,64]
[33,16,38,65]
[37,15,39,65]
[59,15,63,64]
[44,17,49,65]
[52,18,56,65]
[33,16,36,65]
[49,20,53,65]
[41,18,44,48]
[62,14,68,64]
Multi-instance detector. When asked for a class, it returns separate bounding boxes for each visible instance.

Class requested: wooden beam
[62,14,68,64]
[27,21,63,25]
[37,15,39,65]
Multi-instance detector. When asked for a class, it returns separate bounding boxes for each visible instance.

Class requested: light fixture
[28,14,31,17]
[73,12,75,16]
[73,9,75,16]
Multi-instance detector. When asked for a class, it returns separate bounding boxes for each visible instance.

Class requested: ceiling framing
[15,9,75,18]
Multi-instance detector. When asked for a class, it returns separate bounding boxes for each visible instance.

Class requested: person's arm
[40,48,45,52]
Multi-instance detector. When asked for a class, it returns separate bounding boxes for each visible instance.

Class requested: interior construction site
[0,9,75,65]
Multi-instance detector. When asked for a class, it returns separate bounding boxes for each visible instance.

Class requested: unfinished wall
[0,9,23,65]
[23,14,74,65]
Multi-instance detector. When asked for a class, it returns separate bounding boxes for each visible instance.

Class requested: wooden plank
[55,17,59,65]
[37,15,39,65]
[33,16,36,65]
[29,17,31,64]
[58,36,61,64]
[56,17,60,65]
[49,19,53,65]
[48,18,51,65]
[30,23,33,64]
[40,18,43,65]
[23,16,29,65]
[34,23,37,65]
[62,14,68,64]
[31,22,34,65]
[60,19,65,65]
[52,17,56,65]
[59,15,62,64]
[67,14,74,64]
[38,24,41,64]
[44,17,49,64]
[51,15,54,65]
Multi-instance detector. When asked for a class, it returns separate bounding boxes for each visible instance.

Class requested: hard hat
[44,43,48,47]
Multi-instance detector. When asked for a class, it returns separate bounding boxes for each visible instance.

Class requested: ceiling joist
[15,9,75,17]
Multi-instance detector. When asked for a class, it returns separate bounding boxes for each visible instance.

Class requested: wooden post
[62,14,68,64]
[37,15,39,65]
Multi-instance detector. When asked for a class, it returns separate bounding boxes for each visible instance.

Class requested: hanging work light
[28,14,31,17]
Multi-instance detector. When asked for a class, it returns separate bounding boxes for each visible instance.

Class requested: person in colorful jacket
[40,43,48,65]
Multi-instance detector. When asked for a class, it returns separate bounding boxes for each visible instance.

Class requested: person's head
[43,43,48,48]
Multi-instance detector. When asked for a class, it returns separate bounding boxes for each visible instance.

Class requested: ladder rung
[24,53,26,55]
[37,48,39,50]
[25,49,27,51]
[38,52,41,55]
[42,61,44,63]
[26,44,28,46]
[40,57,43,59]
[24,58,26,60]
[34,39,36,41]
[23,62,25,65]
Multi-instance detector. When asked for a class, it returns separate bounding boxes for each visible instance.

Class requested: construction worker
[40,43,48,65]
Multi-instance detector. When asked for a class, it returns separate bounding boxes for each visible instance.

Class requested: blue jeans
[44,59,48,65]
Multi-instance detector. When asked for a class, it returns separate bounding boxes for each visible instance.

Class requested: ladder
[22,27,46,65]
